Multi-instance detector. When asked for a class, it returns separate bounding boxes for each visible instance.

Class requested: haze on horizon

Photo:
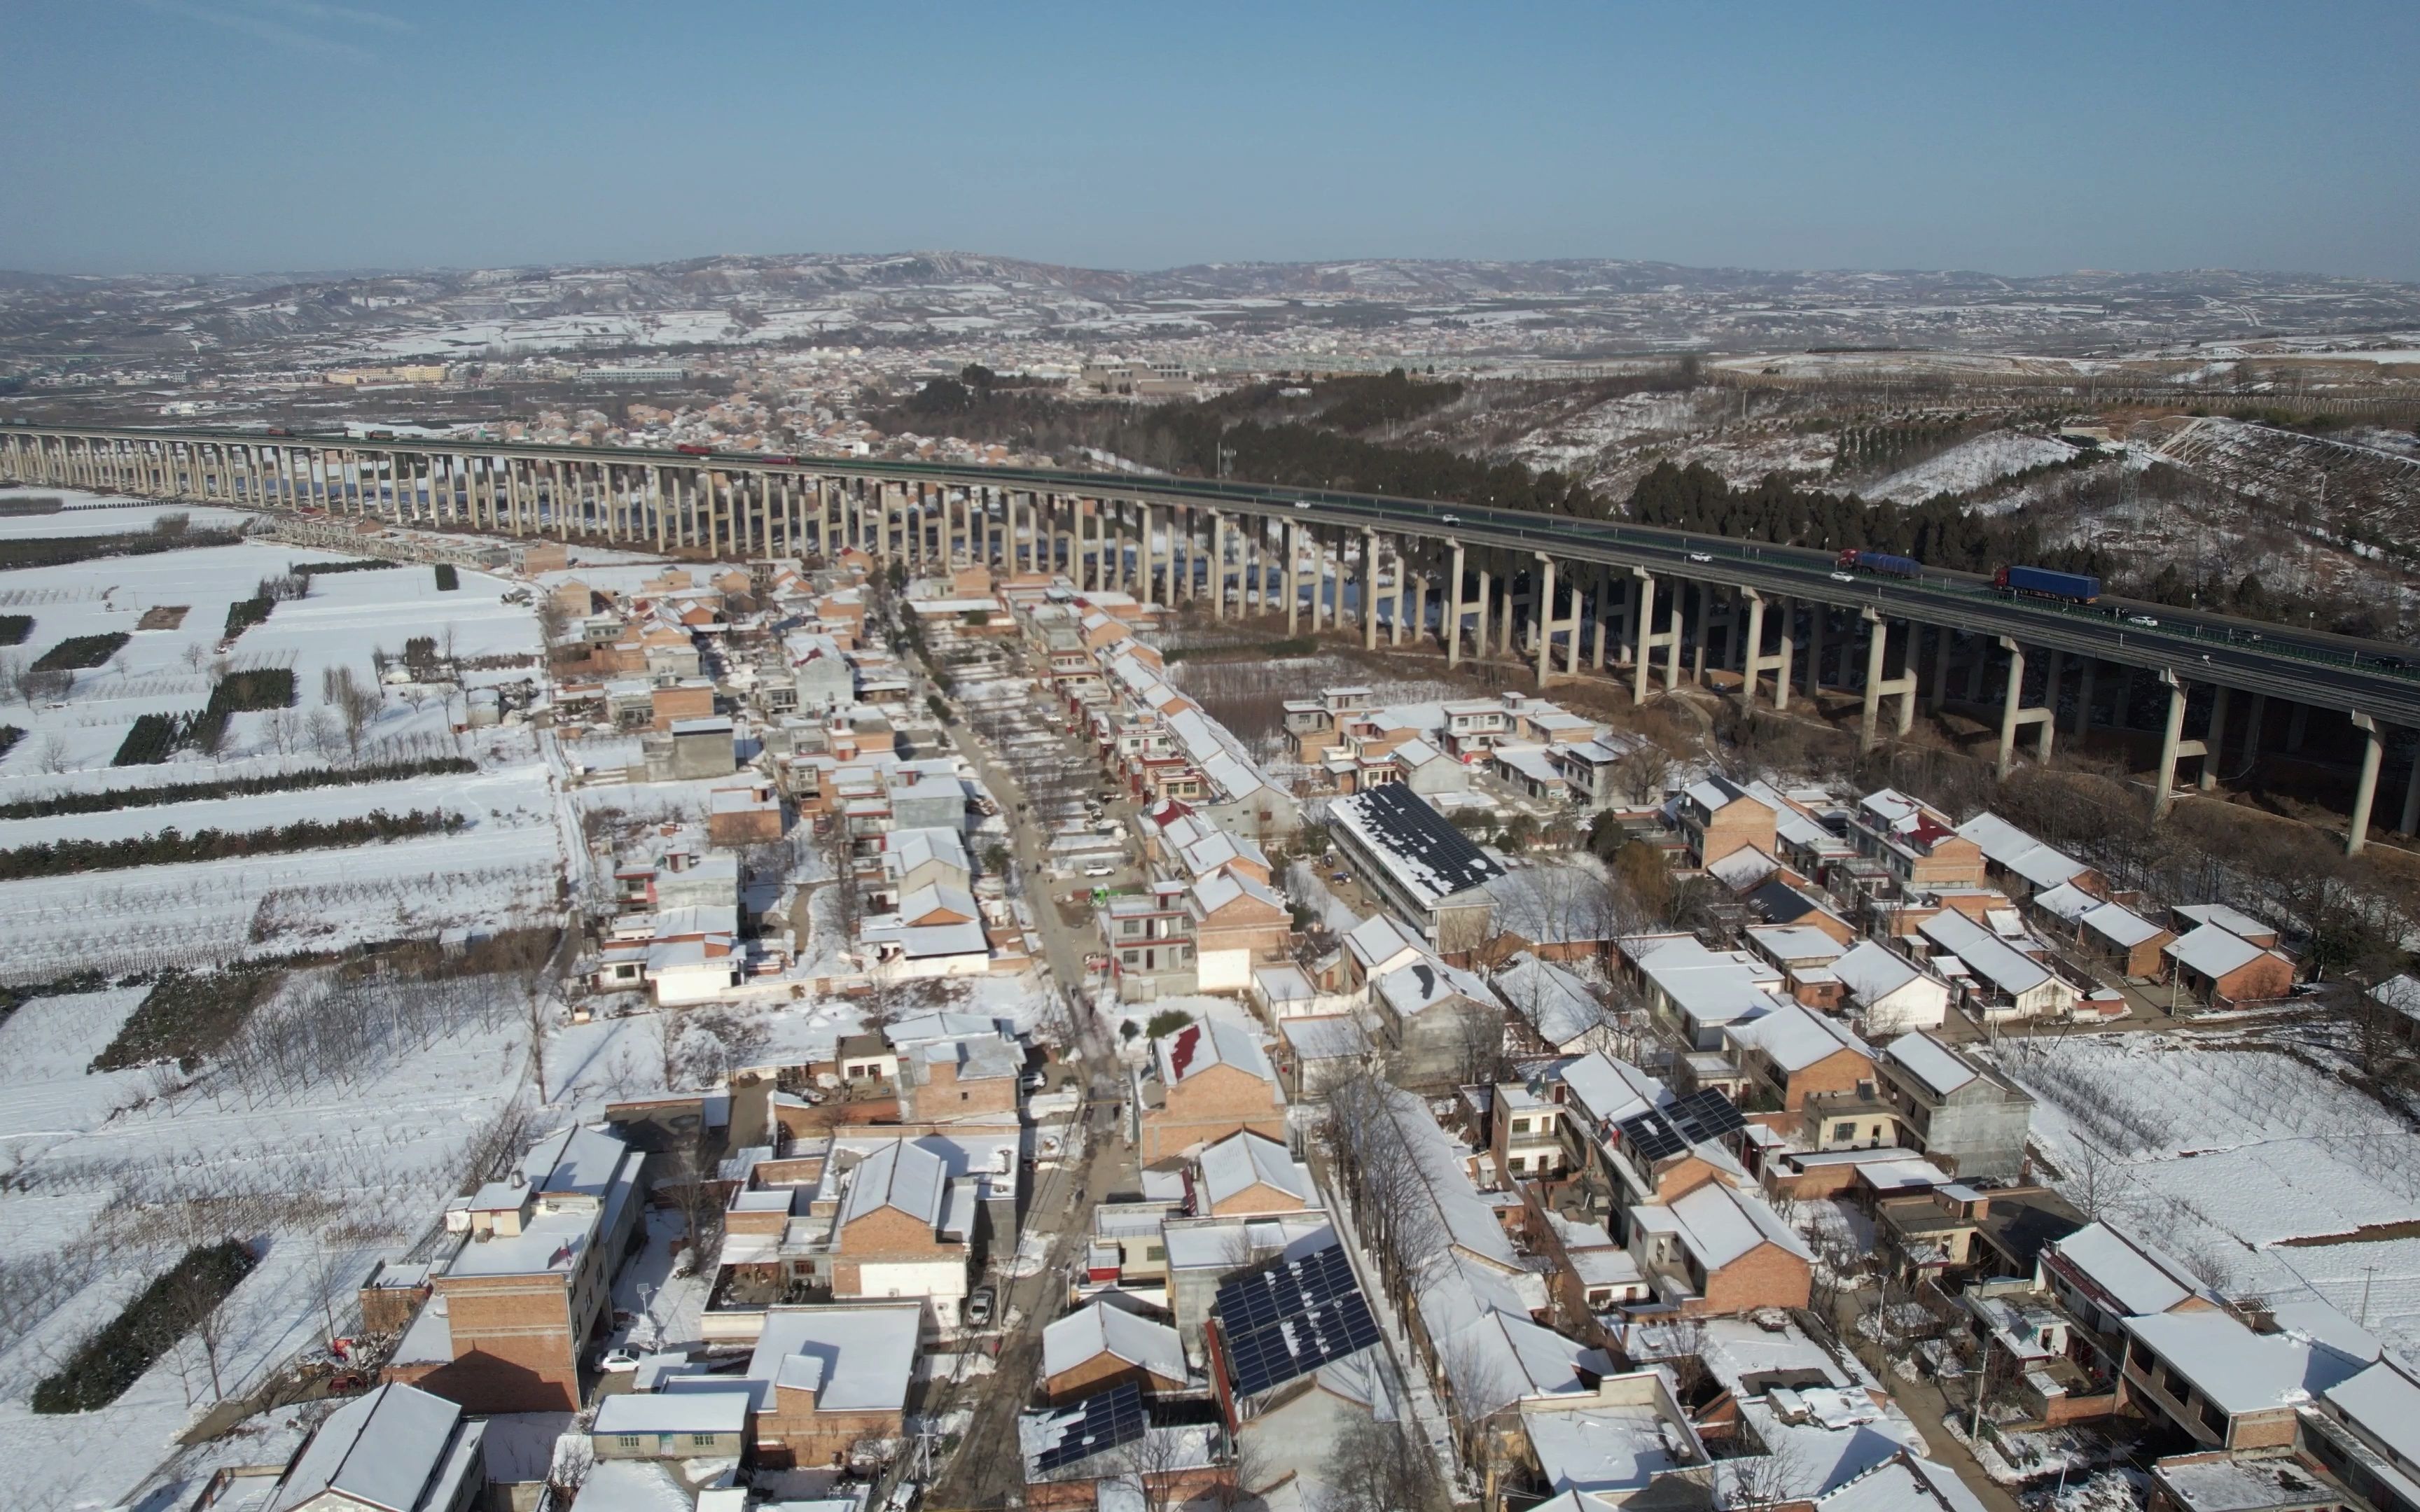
[4,0,2416,284]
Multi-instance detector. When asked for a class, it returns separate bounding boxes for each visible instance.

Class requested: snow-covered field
[1992,1030,2420,1366]
[1863,431,2077,504]
[0,510,576,1508]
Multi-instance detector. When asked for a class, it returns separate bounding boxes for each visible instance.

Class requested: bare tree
[546,1435,594,1504]
[1113,1423,1193,1512]
[1320,1413,1448,1512]
[322,666,382,758]
[34,733,69,774]
[165,1259,237,1405]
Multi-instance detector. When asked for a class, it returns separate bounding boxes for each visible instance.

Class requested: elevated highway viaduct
[8,419,2419,851]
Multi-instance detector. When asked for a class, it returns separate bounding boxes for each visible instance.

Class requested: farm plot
[1993,1030,2420,1365]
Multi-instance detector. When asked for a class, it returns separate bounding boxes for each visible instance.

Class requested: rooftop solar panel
[1616,1109,1686,1161]
[1669,1086,1747,1143]
[1217,1245,1381,1398]
[1032,1382,1148,1474]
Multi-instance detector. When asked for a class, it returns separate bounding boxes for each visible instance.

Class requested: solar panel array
[1616,1109,1686,1161]
[1669,1086,1747,1144]
[1356,784,1505,894]
[1216,1244,1381,1397]
[1031,1382,1148,1474]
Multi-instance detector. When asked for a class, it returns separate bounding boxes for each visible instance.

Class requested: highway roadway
[10,419,2420,725]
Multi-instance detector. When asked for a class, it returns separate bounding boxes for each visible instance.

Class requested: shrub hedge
[0,755,475,820]
[0,806,466,879]
[30,1240,257,1413]
[32,632,131,671]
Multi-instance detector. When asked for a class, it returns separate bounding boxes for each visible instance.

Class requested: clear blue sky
[6,0,2416,280]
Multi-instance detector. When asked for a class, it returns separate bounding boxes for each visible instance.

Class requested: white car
[599,1349,641,1373]
[1438,512,1459,526]
[1828,570,1856,583]
[1293,498,1312,510]
[1688,552,1713,564]
[1082,862,1117,877]
[2125,614,2159,628]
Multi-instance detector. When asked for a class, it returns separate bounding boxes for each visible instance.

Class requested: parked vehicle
[599,1348,641,1373]
[1994,564,2101,604]
[1837,548,1921,578]
[1082,862,1116,877]
[967,1285,996,1326]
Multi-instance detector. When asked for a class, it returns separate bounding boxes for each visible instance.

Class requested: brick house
[706,780,784,847]
[1188,871,1291,996]
[1677,776,1778,869]
[1874,1032,2035,1182]
[1192,1130,1316,1217]
[407,1125,645,1413]
[1134,1019,1286,1165]
[1722,1000,1877,1117]
[1625,1175,1814,1317]
[744,1303,921,1469]
[2122,1308,2369,1452]
[828,1139,973,1328]
[1041,1300,1190,1404]
[2164,925,2297,1009]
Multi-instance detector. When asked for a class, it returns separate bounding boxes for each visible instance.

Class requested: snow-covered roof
[1344,911,1423,972]
[1558,1052,1666,1128]
[1955,811,2087,891]
[592,1390,747,1436]
[2079,900,2164,949]
[1832,941,1925,1004]
[1197,1130,1315,1208]
[1153,1016,1276,1088]
[1882,1033,1977,1098]
[1520,1399,1688,1496]
[1375,955,1496,1019]
[1707,845,1781,891]
[1746,925,1848,966]
[1192,868,1283,918]
[2325,1360,2420,1460]
[746,1303,920,1412]
[2173,902,2274,940]
[840,1139,950,1229]
[1666,1180,1814,1268]
[1728,1001,1873,1074]
[270,1384,478,1512]
[2164,923,2267,979]
[1330,782,1506,907]
[2123,1309,2371,1418]
[1814,1454,1990,1512]
[1917,911,2052,996]
[1496,953,1605,1048]
[2045,1222,2197,1317]
[1043,1299,1188,1385]
[1624,934,1787,1028]
[1279,1014,1369,1060]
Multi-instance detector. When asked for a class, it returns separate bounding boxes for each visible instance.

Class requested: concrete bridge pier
[1859,609,1919,752]
[1445,545,1467,666]
[1996,638,2056,778]
[1739,590,1790,710]
[2152,673,2209,821]
[2349,713,2384,854]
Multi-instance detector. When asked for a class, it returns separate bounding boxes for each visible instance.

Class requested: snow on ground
[0,982,531,1511]
[0,532,538,781]
[1991,1031,2420,1366]
[0,491,253,537]
[1863,431,2077,504]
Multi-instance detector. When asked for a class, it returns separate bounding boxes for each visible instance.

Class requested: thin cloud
[128,0,401,59]
[249,0,412,33]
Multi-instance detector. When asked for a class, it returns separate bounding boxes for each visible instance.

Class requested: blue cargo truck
[1837,548,1921,578]
[1994,564,2100,603]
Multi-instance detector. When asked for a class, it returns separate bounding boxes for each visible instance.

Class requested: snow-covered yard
[1991,1030,2420,1366]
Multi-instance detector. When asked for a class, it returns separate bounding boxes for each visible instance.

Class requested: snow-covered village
[6,10,2420,1512]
